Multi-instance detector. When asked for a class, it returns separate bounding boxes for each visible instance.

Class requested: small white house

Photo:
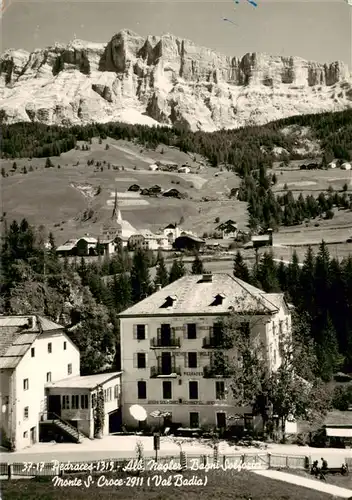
[178,166,190,174]
[341,162,352,170]
[328,161,337,169]
[149,164,159,171]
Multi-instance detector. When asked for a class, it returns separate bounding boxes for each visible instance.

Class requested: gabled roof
[175,234,205,243]
[46,372,122,390]
[57,239,78,251]
[324,411,352,427]
[77,237,97,244]
[0,315,65,369]
[216,220,238,231]
[164,223,177,229]
[119,273,280,317]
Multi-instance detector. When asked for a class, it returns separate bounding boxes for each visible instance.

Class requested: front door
[216,412,226,429]
[161,352,172,374]
[48,395,61,417]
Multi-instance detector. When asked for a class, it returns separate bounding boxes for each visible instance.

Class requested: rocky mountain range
[1,29,351,131]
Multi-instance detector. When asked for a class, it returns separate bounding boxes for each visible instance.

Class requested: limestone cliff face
[0,29,351,131]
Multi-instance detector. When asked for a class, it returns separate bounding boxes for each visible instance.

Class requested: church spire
[112,188,122,222]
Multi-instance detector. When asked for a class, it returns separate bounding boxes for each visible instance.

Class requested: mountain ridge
[1,29,351,131]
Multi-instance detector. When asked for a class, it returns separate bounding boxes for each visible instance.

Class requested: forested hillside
[2,109,352,232]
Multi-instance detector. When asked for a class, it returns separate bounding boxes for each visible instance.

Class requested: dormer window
[211,293,226,306]
[161,295,177,308]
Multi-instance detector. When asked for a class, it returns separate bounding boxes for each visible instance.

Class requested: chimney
[156,283,162,291]
[27,316,34,329]
[202,273,213,282]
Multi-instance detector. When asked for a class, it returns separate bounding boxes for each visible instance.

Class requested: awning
[326,427,352,438]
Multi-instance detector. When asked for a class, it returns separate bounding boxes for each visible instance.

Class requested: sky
[1,0,351,67]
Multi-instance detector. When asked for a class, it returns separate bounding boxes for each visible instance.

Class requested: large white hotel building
[119,273,292,431]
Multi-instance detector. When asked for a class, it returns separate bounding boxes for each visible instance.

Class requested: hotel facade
[119,273,292,431]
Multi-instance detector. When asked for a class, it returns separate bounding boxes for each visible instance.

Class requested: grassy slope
[1,138,247,245]
[1,470,335,500]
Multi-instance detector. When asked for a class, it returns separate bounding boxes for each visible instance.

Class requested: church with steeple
[101,189,137,242]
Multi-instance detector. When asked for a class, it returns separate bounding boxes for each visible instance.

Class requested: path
[254,470,352,498]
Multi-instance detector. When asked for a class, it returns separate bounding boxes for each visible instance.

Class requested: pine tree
[276,259,287,291]
[299,246,315,314]
[314,240,331,317]
[45,158,54,168]
[130,249,151,303]
[286,251,301,302]
[112,273,132,312]
[316,315,343,381]
[155,252,169,288]
[257,252,280,292]
[169,258,186,283]
[191,254,204,274]
[233,251,250,282]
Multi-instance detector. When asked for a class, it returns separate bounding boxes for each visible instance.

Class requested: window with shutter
[136,325,146,340]
[137,353,146,369]
[145,325,149,339]
[133,353,138,368]
[133,325,138,339]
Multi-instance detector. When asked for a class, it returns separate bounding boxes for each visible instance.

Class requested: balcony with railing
[203,365,232,378]
[150,365,182,378]
[150,336,181,348]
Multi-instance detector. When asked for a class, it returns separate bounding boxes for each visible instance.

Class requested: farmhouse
[328,161,337,169]
[157,160,179,171]
[215,220,238,239]
[174,234,205,252]
[341,162,352,170]
[118,273,292,430]
[162,188,183,199]
[0,314,122,451]
[178,166,190,174]
[149,164,159,171]
[56,239,79,256]
[56,237,98,257]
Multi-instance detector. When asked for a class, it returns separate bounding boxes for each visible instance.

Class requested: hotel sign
[183,371,203,376]
[148,400,221,405]
[173,352,210,357]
